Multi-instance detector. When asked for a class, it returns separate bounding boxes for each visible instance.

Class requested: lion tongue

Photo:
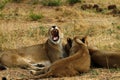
[53,37,58,41]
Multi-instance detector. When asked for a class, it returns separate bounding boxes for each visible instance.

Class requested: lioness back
[89,47,120,68]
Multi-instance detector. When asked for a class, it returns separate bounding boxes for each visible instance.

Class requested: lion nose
[52,26,56,29]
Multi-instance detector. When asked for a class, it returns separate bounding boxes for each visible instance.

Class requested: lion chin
[49,26,63,44]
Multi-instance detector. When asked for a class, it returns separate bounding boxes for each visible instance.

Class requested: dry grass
[0,0,120,79]
[87,0,120,6]
[0,68,120,80]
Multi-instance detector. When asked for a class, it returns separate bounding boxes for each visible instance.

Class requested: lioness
[89,47,120,68]
[32,36,90,79]
[0,26,66,71]
[79,36,120,68]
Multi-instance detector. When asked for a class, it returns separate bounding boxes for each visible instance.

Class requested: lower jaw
[52,39,60,44]
[53,40,58,42]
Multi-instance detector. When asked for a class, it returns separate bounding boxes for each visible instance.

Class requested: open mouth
[51,29,59,42]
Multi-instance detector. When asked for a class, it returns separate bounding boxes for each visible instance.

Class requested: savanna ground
[0,0,120,80]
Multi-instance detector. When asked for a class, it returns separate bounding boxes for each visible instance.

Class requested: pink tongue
[53,37,58,40]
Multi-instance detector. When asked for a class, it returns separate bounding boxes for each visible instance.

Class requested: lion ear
[81,36,88,45]
[67,37,72,47]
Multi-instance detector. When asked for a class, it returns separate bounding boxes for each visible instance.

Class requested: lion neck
[46,39,63,52]
[45,39,65,62]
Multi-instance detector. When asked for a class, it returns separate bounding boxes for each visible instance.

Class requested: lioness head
[65,36,88,55]
[73,36,88,46]
[48,26,63,44]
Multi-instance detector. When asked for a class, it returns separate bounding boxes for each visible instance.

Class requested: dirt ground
[0,68,120,80]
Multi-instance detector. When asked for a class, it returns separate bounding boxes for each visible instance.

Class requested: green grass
[90,69,99,75]
[0,13,4,19]
[42,0,62,6]
[0,3,5,10]
[29,13,44,21]
[116,26,120,30]
[39,26,47,35]
[109,68,120,73]
[106,29,115,35]
[0,0,9,10]
[67,0,81,5]
[11,0,22,3]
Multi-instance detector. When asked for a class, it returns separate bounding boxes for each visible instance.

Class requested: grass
[0,0,9,10]
[29,12,44,21]
[116,34,120,40]
[0,2,5,10]
[0,13,4,19]
[0,33,8,44]
[67,0,81,5]
[42,0,62,6]
[106,29,115,35]
[29,0,41,5]
[117,26,120,30]
[11,0,22,3]
[0,0,119,50]
[39,26,48,35]
[109,68,120,73]
[86,27,97,36]
[0,25,47,49]
[90,69,99,75]
[86,0,120,5]
[27,26,47,37]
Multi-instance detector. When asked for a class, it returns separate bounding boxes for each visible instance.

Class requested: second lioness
[68,36,120,68]
[89,47,120,68]
[0,26,66,71]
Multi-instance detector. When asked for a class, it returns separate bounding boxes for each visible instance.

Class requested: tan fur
[0,26,66,71]
[79,36,120,68]
[32,36,90,79]
[89,47,120,68]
